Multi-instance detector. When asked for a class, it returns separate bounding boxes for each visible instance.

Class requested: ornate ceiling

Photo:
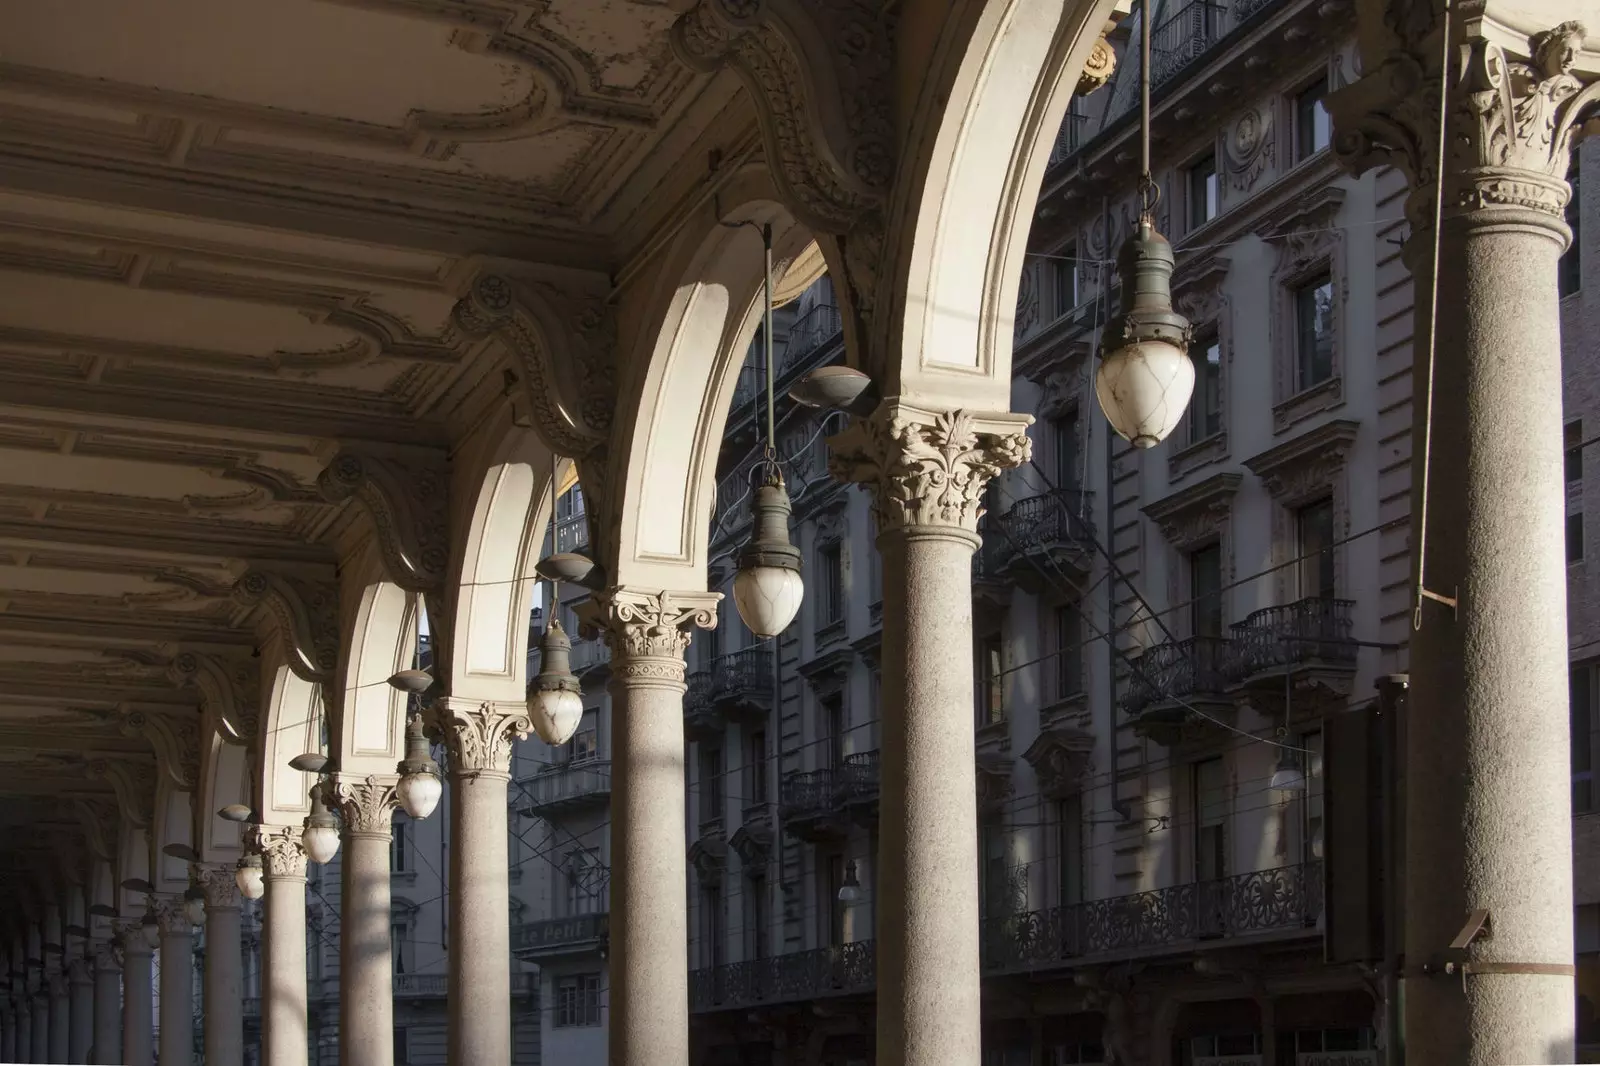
[0,0,736,908]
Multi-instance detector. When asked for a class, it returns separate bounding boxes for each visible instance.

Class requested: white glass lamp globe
[141,916,161,949]
[396,771,443,820]
[184,895,206,927]
[302,822,340,865]
[528,686,583,746]
[733,565,805,639]
[235,858,265,901]
[1094,337,1196,449]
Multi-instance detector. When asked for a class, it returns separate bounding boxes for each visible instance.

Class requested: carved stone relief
[1224,106,1275,193]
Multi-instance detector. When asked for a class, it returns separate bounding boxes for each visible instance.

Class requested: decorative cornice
[330,774,399,837]
[116,707,200,791]
[1021,726,1096,800]
[577,588,720,681]
[828,406,1033,535]
[975,753,1014,815]
[1142,472,1244,549]
[688,829,728,884]
[317,448,449,592]
[1171,255,1232,324]
[729,817,773,870]
[1258,185,1347,278]
[253,826,308,881]
[166,651,260,743]
[231,568,339,685]
[1328,21,1598,228]
[1243,419,1360,502]
[435,697,531,775]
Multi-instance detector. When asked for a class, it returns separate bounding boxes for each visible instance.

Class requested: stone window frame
[1141,473,1243,641]
[1262,186,1348,433]
[1037,591,1089,718]
[1241,419,1359,605]
[811,504,848,645]
[1168,255,1234,482]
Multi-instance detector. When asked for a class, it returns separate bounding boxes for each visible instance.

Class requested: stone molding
[1244,419,1359,602]
[1022,726,1096,800]
[1170,254,1234,478]
[435,697,531,775]
[1260,185,1348,432]
[975,753,1015,815]
[688,829,728,885]
[828,405,1033,535]
[231,567,340,685]
[92,940,120,972]
[83,758,155,830]
[197,864,240,911]
[73,799,118,864]
[1329,20,1597,229]
[116,707,200,791]
[166,651,260,743]
[1142,472,1243,550]
[578,588,721,684]
[254,826,308,881]
[317,448,449,593]
[331,774,400,838]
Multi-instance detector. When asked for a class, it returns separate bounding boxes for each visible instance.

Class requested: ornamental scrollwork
[828,406,1033,534]
[317,449,449,593]
[231,568,339,684]
[253,825,308,880]
[578,588,720,666]
[197,864,240,910]
[331,775,400,837]
[117,708,199,791]
[438,699,532,775]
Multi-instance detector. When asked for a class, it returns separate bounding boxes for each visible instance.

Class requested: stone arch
[196,725,252,864]
[337,580,419,774]
[116,822,151,915]
[258,660,325,827]
[609,189,820,590]
[874,0,1118,408]
[149,780,194,895]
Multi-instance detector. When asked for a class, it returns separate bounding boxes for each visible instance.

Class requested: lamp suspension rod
[1138,0,1154,215]
[550,453,561,608]
[762,222,776,461]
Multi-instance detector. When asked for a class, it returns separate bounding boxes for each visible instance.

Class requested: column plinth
[332,774,400,1066]
[257,826,309,1066]
[829,404,1032,1066]
[578,587,720,1066]
[437,698,530,1066]
[157,903,195,1066]
[199,864,244,1066]
[1329,20,1593,1065]
[91,941,121,1066]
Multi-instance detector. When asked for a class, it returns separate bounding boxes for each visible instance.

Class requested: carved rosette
[827,406,1033,535]
[577,588,720,687]
[1329,21,1598,230]
[253,825,308,881]
[197,864,240,911]
[167,651,261,743]
[437,699,531,775]
[331,775,399,837]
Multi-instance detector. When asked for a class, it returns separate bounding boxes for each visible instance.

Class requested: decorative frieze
[828,405,1033,535]
[1142,473,1242,550]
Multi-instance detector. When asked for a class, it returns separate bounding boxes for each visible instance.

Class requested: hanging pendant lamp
[528,457,584,746]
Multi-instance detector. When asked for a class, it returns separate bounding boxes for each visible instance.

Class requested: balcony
[512,911,609,963]
[982,862,1323,973]
[971,519,1014,611]
[554,511,588,554]
[991,490,1096,589]
[707,647,775,720]
[1046,113,1088,169]
[1226,597,1357,708]
[779,750,880,841]
[1150,1,1229,88]
[690,939,875,1013]
[517,758,611,817]
[683,669,720,741]
[1123,636,1235,745]
[393,974,449,998]
[778,303,844,377]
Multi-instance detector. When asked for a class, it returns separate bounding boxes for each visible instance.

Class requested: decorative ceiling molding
[166,651,261,745]
[72,799,119,864]
[116,705,200,791]
[317,448,450,592]
[83,757,156,830]
[231,567,340,685]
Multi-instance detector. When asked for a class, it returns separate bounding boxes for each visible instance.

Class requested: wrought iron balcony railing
[1123,636,1233,717]
[838,750,881,804]
[555,511,588,553]
[708,646,775,713]
[777,303,844,377]
[780,767,836,819]
[517,759,611,815]
[512,912,609,961]
[393,974,449,997]
[1150,1,1229,88]
[690,939,875,1012]
[982,862,1322,973]
[1225,597,1356,682]
[995,489,1095,556]
[1047,113,1088,168]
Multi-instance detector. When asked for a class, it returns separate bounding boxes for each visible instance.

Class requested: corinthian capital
[330,774,399,837]
[576,588,721,682]
[155,903,192,938]
[436,697,531,775]
[1329,20,1600,226]
[827,404,1033,535]
[253,825,308,880]
[196,864,239,911]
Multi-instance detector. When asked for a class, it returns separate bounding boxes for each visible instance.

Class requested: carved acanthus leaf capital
[155,903,192,938]
[196,864,240,910]
[232,567,339,684]
[330,774,399,836]
[436,698,531,775]
[92,940,121,972]
[827,405,1033,534]
[252,825,309,880]
[577,588,721,681]
[317,449,449,592]
[1329,21,1599,226]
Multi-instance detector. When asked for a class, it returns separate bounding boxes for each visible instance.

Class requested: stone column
[118,920,154,1066]
[198,865,244,1066]
[258,826,309,1066]
[830,405,1032,1066]
[92,941,121,1066]
[578,588,720,1066]
[331,774,400,1066]
[437,698,530,1066]
[31,990,48,1062]
[1330,20,1592,1066]
[48,971,69,1062]
[157,903,195,1066]
[17,990,32,1065]
[2,998,15,1064]
[68,958,93,1063]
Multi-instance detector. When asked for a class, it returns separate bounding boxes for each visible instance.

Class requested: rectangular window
[569,727,599,763]
[391,920,408,973]
[1055,247,1080,315]
[747,729,768,807]
[555,974,602,1027]
[1052,411,1081,491]
[1057,794,1083,906]
[699,742,723,826]
[1569,421,1585,484]
[746,875,768,960]
[1054,604,1082,700]
[1190,544,1224,639]
[1573,665,1596,814]
[1294,273,1336,390]
[1570,512,1586,563]
[701,883,724,969]
[823,695,846,771]
[1299,729,1325,864]
[976,633,1005,727]
[819,541,844,624]
[1295,77,1332,160]
[1187,153,1219,229]
[1190,333,1222,443]
[566,849,601,915]
[1193,757,1226,882]
[390,816,408,873]
[824,853,846,946]
[1562,159,1581,297]
[1296,497,1336,599]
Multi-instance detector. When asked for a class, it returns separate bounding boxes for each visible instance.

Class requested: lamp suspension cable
[1138,0,1158,221]
[549,452,560,610]
[763,222,776,471]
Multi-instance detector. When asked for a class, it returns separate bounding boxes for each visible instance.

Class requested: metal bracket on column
[1411,909,1576,991]
[1419,585,1458,615]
